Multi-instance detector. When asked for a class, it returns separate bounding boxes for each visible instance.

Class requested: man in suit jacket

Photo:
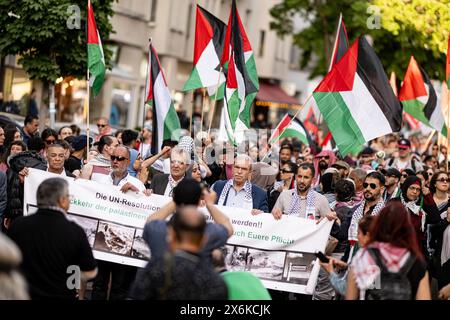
[149,147,190,196]
[212,154,268,213]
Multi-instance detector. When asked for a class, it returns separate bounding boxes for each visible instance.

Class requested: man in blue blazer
[212,154,268,213]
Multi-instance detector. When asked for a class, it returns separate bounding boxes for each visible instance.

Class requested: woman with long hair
[346,201,431,300]
[0,141,27,172]
[267,161,297,212]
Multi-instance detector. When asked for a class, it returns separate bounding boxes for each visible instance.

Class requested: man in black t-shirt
[8,178,97,300]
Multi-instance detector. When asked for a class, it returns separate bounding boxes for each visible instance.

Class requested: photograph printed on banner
[282,252,317,285]
[68,214,99,247]
[94,221,135,256]
[245,249,285,281]
[131,229,151,260]
[224,245,249,271]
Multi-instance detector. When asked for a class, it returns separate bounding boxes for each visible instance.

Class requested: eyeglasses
[45,139,56,145]
[363,182,378,190]
[171,160,186,166]
[97,124,107,128]
[437,178,449,183]
[408,186,421,192]
[401,174,408,178]
[317,156,330,160]
[111,155,128,162]
[281,169,294,174]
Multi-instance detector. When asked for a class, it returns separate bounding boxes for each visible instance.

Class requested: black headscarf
[401,175,421,202]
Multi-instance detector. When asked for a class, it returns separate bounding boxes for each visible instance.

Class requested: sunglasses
[97,124,107,128]
[281,169,294,174]
[437,178,449,183]
[111,155,128,162]
[401,174,409,178]
[363,182,378,190]
[318,156,330,160]
[45,139,56,144]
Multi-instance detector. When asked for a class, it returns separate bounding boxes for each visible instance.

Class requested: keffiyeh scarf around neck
[400,194,425,232]
[348,199,384,241]
[287,188,316,219]
[218,179,253,207]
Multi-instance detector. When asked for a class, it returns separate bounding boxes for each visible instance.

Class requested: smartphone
[315,251,330,263]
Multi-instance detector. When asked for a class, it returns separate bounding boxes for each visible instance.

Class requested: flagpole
[207,66,223,134]
[86,70,90,156]
[142,38,152,157]
[189,90,194,136]
[200,88,206,133]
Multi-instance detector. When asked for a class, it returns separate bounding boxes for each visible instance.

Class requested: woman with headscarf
[393,176,440,255]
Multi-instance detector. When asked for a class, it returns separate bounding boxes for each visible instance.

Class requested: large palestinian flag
[399,56,447,136]
[312,37,402,156]
[328,13,349,71]
[221,0,259,144]
[87,0,105,97]
[183,5,226,100]
[145,43,181,153]
[269,114,310,146]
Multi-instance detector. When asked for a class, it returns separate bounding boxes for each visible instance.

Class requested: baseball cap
[398,138,411,149]
[332,160,350,171]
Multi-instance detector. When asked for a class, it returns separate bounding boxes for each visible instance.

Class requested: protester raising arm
[203,188,233,237]
[146,201,176,222]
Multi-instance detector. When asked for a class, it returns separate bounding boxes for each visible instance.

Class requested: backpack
[365,248,416,300]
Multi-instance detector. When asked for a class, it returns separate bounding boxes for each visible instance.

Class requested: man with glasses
[212,154,268,213]
[91,145,146,301]
[148,147,189,196]
[94,117,112,142]
[383,168,401,201]
[348,172,386,243]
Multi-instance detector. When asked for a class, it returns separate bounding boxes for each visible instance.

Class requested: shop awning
[256,83,301,110]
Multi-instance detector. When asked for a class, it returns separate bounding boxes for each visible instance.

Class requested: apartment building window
[259,30,265,57]
[245,9,252,27]
[150,0,158,23]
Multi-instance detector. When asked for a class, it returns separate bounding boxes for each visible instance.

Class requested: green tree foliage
[270,0,450,80]
[0,0,115,82]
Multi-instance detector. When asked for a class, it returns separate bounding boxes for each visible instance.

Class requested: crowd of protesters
[0,113,449,301]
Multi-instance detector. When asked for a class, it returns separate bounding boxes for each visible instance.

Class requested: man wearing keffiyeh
[211,154,268,213]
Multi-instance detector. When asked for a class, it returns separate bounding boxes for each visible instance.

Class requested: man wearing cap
[332,160,350,179]
[65,135,92,175]
[386,138,423,172]
[383,167,401,201]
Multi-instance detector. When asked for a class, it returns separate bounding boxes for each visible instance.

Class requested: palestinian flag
[269,114,310,146]
[183,5,227,100]
[328,13,349,71]
[221,0,259,144]
[312,37,402,156]
[447,34,450,89]
[87,0,106,97]
[399,56,447,136]
[145,43,181,153]
[303,106,319,138]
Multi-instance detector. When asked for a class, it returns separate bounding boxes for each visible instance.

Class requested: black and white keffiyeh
[218,179,253,208]
[400,194,426,232]
[348,199,385,241]
[287,188,316,219]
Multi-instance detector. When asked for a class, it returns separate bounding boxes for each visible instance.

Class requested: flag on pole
[399,56,447,136]
[183,5,227,100]
[87,0,106,97]
[269,114,310,146]
[390,71,421,130]
[328,13,349,71]
[447,33,450,89]
[220,0,259,145]
[311,37,402,156]
[145,43,181,153]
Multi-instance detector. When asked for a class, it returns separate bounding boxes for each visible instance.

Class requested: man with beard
[383,168,401,201]
[347,171,385,243]
[313,150,336,186]
[279,143,293,164]
[270,163,336,221]
[386,138,423,172]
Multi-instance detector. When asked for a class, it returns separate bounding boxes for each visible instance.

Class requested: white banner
[24,169,332,294]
